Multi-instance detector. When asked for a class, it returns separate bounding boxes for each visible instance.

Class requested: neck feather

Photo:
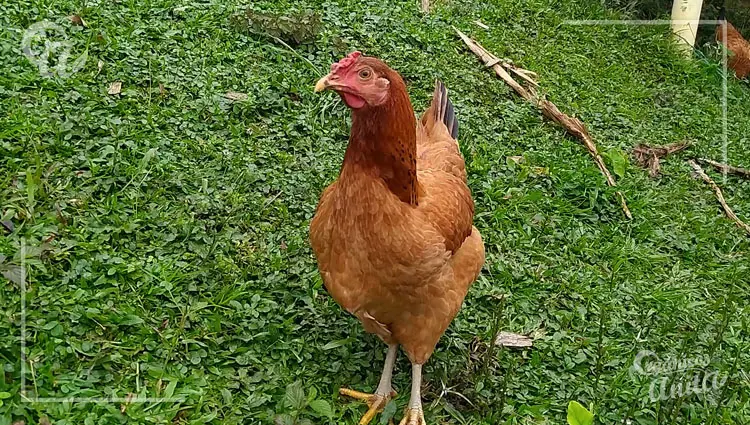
[342,81,418,205]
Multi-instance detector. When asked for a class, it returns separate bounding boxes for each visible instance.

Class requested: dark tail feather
[432,80,458,139]
[718,6,726,22]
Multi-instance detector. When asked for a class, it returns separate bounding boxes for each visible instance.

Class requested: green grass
[2,0,750,424]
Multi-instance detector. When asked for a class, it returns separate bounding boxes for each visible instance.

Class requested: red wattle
[340,92,366,109]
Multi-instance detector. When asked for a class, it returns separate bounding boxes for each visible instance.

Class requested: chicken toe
[339,344,398,425]
[340,390,393,425]
[398,408,425,425]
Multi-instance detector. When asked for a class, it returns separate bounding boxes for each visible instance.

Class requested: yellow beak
[314,74,330,92]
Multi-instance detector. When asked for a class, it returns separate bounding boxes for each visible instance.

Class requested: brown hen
[310,52,485,425]
[716,8,750,79]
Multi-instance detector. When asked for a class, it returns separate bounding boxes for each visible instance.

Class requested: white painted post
[671,0,704,54]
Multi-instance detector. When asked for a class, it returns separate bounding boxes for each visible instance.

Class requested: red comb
[331,51,362,73]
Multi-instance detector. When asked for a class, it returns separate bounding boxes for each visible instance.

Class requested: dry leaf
[39,418,51,425]
[159,83,167,96]
[224,91,248,102]
[97,60,104,73]
[1,220,13,233]
[507,155,524,164]
[531,166,549,176]
[494,332,533,348]
[120,393,134,413]
[108,81,122,95]
[632,141,689,178]
[69,15,87,27]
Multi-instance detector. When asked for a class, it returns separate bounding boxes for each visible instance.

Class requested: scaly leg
[399,363,426,425]
[340,344,398,425]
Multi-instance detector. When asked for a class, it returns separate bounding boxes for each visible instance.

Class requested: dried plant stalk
[688,160,750,236]
[697,158,750,179]
[455,28,632,219]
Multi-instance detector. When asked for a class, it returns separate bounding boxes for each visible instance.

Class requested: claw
[340,388,396,425]
[398,407,425,425]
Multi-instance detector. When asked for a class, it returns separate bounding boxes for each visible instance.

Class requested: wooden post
[671,0,704,54]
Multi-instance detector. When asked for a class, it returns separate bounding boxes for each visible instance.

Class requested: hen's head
[314,52,397,109]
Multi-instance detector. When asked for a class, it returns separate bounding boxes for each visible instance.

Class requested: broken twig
[632,141,690,177]
[697,158,750,179]
[687,160,750,236]
[495,332,533,349]
[474,20,490,30]
[223,91,248,102]
[455,28,631,219]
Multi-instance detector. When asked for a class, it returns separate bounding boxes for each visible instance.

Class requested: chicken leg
[340,344,398,425]
[399,363,425,425]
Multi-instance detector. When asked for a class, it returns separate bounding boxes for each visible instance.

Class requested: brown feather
[310,58,484,364]
[717,21,750,79]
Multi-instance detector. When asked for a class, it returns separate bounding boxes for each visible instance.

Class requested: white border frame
[16,16,732,408]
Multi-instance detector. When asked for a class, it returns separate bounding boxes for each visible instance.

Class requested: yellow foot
[398,407,425,425]
[339,388,396,425]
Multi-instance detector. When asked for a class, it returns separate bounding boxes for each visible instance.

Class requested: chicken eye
[359,69,372,79]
